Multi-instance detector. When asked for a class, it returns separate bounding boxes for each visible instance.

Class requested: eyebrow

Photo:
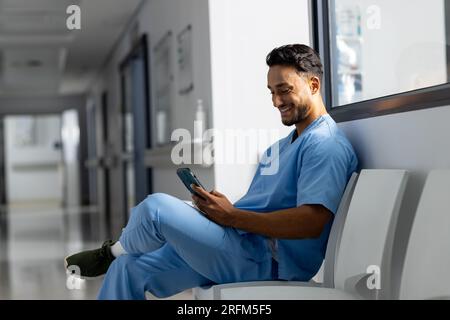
[267,82,292,90]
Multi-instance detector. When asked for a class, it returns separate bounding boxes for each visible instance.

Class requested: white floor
[0,205,193,300]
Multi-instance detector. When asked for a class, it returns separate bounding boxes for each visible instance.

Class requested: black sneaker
[64,240,116,279]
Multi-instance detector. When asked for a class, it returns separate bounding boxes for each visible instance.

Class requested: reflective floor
[0,204,194,300]
[0,204,104,299]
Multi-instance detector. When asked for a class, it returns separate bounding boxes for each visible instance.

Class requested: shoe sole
[64,255,106,280]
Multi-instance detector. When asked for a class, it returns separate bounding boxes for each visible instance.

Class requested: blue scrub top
[233,114,358,281]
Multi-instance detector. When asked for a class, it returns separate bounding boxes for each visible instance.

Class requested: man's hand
[191,184,236,227]
[191,184,332,239]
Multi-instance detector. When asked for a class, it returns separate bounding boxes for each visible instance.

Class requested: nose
[272,94,284,109]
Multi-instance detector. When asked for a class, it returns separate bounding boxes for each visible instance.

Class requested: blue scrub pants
[97,193,276,300]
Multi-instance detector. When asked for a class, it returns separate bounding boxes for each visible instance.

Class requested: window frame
[310,0,450,122]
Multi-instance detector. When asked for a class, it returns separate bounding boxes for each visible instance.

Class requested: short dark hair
[266,44,323,81]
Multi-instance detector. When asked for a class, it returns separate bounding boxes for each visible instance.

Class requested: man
[65,44,358,300]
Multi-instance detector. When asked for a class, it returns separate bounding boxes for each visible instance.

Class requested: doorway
[120,34,153,222]
[4,114,64,208]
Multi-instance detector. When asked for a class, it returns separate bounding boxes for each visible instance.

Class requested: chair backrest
[399,170,450,300]
[334,169,408,299]
[322,172,359,287]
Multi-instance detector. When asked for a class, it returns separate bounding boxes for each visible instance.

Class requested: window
[313,0,450,121]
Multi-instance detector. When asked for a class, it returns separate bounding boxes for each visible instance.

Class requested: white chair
[195,169,409,300]
[194,172,358,300]
[398,170,450,300]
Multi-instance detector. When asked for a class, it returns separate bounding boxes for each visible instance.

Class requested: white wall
[5,115,63,204]
[208,0,311,201]
[144,0,214,147]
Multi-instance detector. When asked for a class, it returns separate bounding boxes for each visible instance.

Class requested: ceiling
[0,0,143,96]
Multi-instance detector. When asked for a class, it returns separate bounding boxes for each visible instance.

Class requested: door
[120,35,153,221]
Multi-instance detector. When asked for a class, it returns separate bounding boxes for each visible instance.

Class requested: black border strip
[311,0,450,122]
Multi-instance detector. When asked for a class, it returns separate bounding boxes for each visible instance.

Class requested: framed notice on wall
[177,24,194,95]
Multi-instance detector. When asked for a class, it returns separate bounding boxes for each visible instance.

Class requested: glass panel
[125,162,135,213]
[123,66,134,154]
[330,0,448,107]
[122,65,135,213]
[153,32,173,146]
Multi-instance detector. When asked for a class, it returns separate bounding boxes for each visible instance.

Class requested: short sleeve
[296,138,352,214]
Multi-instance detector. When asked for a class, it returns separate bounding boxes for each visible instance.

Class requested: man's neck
[293,103,328,141]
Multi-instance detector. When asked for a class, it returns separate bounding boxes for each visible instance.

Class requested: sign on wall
[177,24,194,95]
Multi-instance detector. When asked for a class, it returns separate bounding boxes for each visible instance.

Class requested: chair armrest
[343,273,380,300]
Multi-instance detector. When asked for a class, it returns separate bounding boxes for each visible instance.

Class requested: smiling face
[267,65,314,126]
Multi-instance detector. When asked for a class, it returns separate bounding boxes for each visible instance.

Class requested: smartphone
[176,168,207,200]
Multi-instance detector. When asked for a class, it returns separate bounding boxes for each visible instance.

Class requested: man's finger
[191,184,212,200]
[211,189,225,197]
[192,194,206,205]
[195,200,209,215]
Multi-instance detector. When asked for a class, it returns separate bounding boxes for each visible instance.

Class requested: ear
[309,76,321,95]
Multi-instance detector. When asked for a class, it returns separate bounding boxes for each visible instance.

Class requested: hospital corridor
[1,0,450,303]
